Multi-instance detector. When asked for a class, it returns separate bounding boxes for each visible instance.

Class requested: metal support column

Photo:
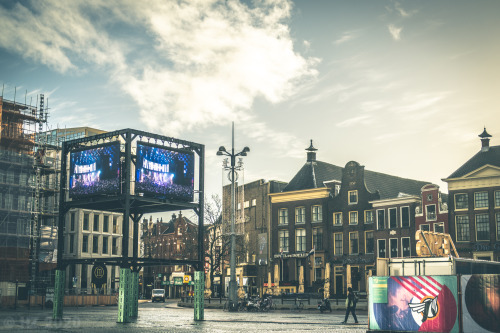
[131,214,141,318]
[194,271,204,321]
[54,141,69,320]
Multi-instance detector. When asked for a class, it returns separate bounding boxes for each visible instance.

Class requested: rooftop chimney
[479,127,492,152]
[306,140,317,162]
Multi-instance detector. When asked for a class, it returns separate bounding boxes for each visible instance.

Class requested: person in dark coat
[341,287,358,324]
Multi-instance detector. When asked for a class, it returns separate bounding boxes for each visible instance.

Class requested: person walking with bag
[341,287,358,324]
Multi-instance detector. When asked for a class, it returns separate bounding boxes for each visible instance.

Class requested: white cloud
[391,92,451,114]
[0,0,317,137]
[336,115,372,128]
[334,30,360,45]
[388,24,403,41]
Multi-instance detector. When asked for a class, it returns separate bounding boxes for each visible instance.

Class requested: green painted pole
[194,271,204,321]
[52,269,65,320]
[117,268,130,323]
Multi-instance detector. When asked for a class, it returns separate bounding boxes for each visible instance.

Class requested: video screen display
[69,141,121,198]
[135,142,194,202]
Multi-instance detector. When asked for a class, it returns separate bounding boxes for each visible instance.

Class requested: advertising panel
[369,275,458,332]
[135,142,194,202]
[461,274,500,333]
[69,141,121,198]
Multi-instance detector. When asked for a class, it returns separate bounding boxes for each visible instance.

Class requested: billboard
[369,275,459,332]
[462,274,500,333]
[135,142,194,202]
[69,141,121,198]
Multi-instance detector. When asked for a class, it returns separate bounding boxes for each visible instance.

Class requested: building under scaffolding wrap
[0,94,54,296]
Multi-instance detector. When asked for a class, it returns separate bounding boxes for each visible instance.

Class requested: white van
[152,289,165,302]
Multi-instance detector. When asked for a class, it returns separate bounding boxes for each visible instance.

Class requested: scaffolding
[0,92,57,291]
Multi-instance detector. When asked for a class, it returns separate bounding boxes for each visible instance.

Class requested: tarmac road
[0,299,368,333]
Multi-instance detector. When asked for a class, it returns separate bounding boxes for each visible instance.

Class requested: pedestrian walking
[341,287,358,324]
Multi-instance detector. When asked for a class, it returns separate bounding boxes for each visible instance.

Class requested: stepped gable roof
[447,145,500,179]
[282,160,343,192]
[283,159,429,199]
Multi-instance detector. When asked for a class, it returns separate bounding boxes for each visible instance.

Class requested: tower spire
[306,140,317,162]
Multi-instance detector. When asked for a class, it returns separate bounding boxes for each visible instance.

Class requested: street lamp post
[217,122,249,311]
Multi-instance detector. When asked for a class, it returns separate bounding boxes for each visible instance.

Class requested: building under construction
[0,94,56,297]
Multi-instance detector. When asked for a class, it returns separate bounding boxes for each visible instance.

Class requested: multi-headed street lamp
[217,122,249,311]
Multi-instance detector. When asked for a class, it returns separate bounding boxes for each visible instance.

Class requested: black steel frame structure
[56,128,205,272]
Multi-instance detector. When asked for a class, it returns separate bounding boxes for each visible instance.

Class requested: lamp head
[217,146,227,155]
[242,146,250,153]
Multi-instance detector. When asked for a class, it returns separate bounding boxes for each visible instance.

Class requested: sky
[1,0,500,216]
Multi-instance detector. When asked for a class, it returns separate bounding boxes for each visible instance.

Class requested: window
[103,216,109,233]
[434,222,445,233]
[427,194,433,201]
[244,201,250,208]
[378,239,386,258]
[70,212,75,231]
[420,224,430,231]
[349,232,358,255]
[349,211,358,225]
[390,239,398,258]
[334,233,343,255]
[333,212,342,225]
[426,205,436,221]
[312,205,323,222]
[93,215,99,232]
[476,214,490,241]
[348,190,358,204]
[401,206,410,228]
[365,210,374,224]
[102,236,108,254]
[377,209,385,230]
[112,237,118,255]
[402,237,411,257]
[93,235,99,253]
[313,227,323,251]
[251,199,257,207]
[456,215,470,241]
[474,192,489,209]
[69,234,74,253]
[497,213,500,241]
[455,193,468,210]
[295,207,306,224]
[113,217,118,233]
[279,230,289,252]
[83,213,89,231]
[278,208,288,225]
[389,208,397,228]
[495,191,500,208]
[82,235,89,253]
[365,231,374,254]
[296,229,306,252]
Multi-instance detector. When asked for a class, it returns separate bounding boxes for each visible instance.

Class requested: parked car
[152,289,165,302]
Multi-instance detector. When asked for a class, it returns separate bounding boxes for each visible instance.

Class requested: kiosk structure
[52,129,205,322]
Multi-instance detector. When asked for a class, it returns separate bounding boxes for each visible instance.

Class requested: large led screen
[135,142,194,202]
[69,141,121,198]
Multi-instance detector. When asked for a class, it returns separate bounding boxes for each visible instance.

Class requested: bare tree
[204,194,230,295]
